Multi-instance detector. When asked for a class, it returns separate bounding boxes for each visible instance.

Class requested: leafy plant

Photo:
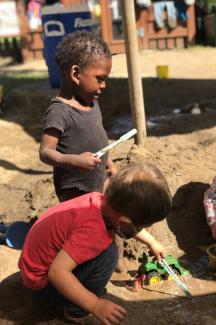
[0,71,48,93]
[197,0,216,14]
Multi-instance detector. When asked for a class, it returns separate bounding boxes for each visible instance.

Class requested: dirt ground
[1,48,216,324]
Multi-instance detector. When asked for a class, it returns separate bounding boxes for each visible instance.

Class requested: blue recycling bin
[42,4,92,88]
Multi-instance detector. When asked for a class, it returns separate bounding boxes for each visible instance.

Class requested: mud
[0,48,216,324]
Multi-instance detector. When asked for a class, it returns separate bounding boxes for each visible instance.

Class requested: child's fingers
[148,248,164,262]
[95,300,126,324]
[115,304,127,314]
[106,309,125,324]
[107,315,121,324]
[112,308,126,320]
[93,156,101,163]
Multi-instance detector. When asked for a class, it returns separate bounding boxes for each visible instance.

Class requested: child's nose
[99,80,106,89]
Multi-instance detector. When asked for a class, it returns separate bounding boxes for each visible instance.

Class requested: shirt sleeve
[43,104,68,134]
[204,177,216,227]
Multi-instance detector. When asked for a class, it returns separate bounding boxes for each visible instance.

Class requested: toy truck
[133,253,189,290]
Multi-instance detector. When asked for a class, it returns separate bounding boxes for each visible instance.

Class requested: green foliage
[0,71,48,94]
[197,0,216,14]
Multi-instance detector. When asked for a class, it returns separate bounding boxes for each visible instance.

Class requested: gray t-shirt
[43,99,109,195]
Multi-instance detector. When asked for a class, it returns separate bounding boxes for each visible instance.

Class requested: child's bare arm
[39,128,101,170]
[135,228,165,261]
[48,249,126,324]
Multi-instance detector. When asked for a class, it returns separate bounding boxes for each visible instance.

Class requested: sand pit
[0,48,216,324]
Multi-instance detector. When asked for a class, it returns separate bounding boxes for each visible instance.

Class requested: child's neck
[57,88,93,112]
[101,200,120,230]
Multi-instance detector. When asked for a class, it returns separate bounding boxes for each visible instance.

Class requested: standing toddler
[39,31,116,202]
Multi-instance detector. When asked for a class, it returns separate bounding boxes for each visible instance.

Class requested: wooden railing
[0,0,196,61]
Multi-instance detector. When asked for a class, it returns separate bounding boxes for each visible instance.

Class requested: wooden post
[121,0,146,145]
[16,0,34,61]
[187,4,196,45]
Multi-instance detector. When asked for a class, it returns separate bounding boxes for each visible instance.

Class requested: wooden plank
[138,9,149,49]
[149,39,157,49]
[148,5,155,21]
[148,23,188,38]
[175,37,185,48]
[167,38,175,49]
[158,39,166,50]
[187,4,196,45]
[33,50,43,60]
[16,0,31,61]
[29,29,43,51]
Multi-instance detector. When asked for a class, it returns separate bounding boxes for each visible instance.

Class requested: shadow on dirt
[0,72,48,93]
[101,78,216,137]
[166,180,216,283]
[0,159,52,175]
[0,272,62,324]
[0,271,216,325]
[167,181,215,261]
[1,75,216,142]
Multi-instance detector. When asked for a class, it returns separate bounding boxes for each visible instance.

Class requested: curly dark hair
[105,162,172,227]
[55,30,111,70]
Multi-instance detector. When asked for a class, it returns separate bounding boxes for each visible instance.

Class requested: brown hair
[105,162,172,227]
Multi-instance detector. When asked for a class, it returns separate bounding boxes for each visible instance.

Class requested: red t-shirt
[18,192,113,290]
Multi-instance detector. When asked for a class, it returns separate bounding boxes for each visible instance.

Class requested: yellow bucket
[156,65,169,79]
[207,244,216,269]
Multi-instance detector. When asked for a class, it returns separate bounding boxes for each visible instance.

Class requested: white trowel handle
[160,259,192,298]
[93,129,137,158]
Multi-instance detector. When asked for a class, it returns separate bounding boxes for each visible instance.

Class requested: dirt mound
[0,177,57,224]
[1,48,216,323]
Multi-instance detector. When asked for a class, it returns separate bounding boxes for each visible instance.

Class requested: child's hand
[92,298,126,324]
[211,223,216,240]
[73,152,101,171]
[135,229,165,262]
[149,241,165,262]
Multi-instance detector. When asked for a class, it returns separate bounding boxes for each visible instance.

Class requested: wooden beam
[121,0,147,144]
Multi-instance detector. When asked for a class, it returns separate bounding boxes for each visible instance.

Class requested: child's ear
[70,65,80,85]
[118,216,133,227]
